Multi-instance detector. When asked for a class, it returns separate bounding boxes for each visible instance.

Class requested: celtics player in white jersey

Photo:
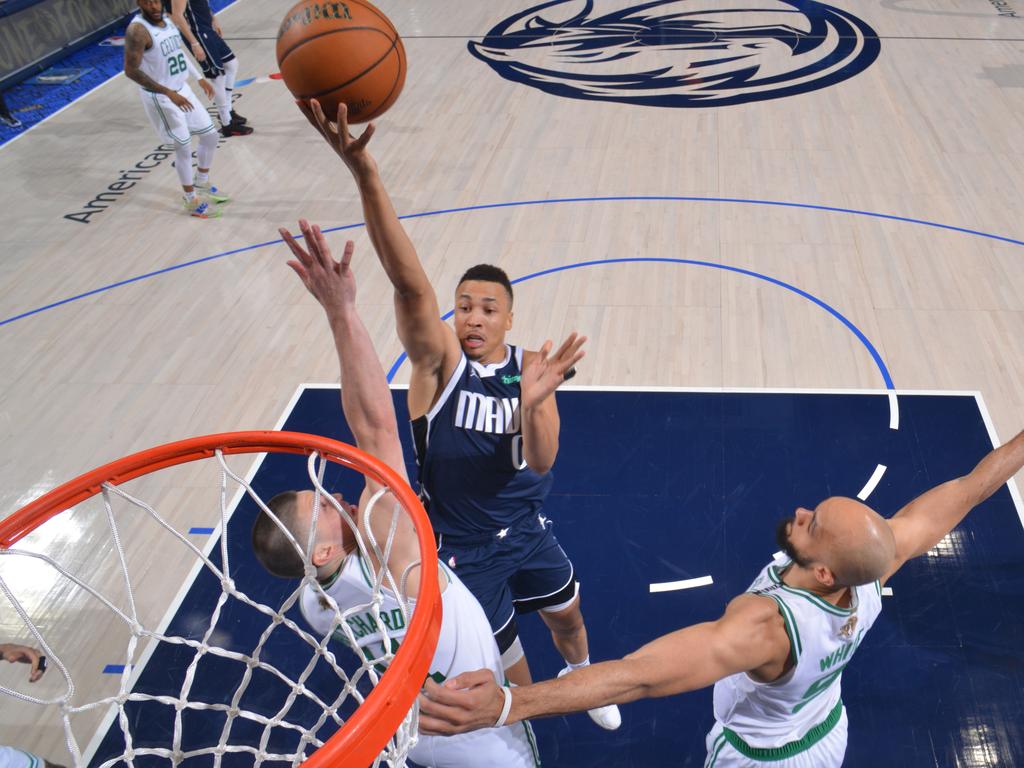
[250,220,539,767]
[419,430,1024,766]
[124,0,229,218]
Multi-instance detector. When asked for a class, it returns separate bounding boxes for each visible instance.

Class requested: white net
[0,441,435,768]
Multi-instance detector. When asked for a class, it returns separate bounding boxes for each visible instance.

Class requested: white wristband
[493,685,513,728]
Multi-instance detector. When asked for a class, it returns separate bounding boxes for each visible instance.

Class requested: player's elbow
[619,652,678,700]
[522,450,554,475]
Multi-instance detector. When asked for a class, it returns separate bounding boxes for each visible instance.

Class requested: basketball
[276,0,406,124]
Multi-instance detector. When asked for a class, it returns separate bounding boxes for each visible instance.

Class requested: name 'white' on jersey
[128,13,189,92]
[712,557,883,749]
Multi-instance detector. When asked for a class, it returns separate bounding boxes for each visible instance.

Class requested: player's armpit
[623,594,790,699]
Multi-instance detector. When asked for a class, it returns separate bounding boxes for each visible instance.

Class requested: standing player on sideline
[165,0,253,137]
[1,643,66,768]
[250,221,539,767]
[124,0,229,218]
[418,430,1024,767]
[293,98,620,732]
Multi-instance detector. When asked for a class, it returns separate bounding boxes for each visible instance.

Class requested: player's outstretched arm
[519,334,586,474]
[297,99,460,380]
[883,429,1024,585]
[280,220,419,569]
[419,594,789,734]
[168,0,206,61]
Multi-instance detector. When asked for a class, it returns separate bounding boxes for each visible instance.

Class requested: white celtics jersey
[300,556,540,766]
[300,555,504,684]
[128,14,189,91]
[712,558,883,749]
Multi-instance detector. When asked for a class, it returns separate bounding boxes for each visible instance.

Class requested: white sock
[184,189,197,202]
[174,142,193,187]
[224,58,239,92]
[213,74,231,124]
[195,171,210,185]
[197,130,218,171]
[566,656,590,672]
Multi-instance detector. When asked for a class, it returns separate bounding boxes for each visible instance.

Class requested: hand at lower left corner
[1,643,44,682]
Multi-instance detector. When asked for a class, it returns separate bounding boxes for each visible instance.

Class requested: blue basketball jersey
[411,345,553,537]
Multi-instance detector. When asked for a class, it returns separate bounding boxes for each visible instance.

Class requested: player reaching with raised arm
[124,0,230,218]
[418,430,1024,766]
[250,221,539,766]
[291,97,620,731]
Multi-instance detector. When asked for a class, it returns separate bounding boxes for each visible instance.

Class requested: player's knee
[198,130,219,149]
[543,601,585,636]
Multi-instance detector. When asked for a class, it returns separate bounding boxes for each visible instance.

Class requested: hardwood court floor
[1,0,1023,762]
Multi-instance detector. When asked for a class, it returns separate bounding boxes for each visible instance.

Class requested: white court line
[0,73,125,152]
[888,390,900,430]
[1,0,248,153]
[81,382,312,764]
[559,385,982,397]
[973,392,1024,533]
[857,464,888,501]
[650,575,714,593]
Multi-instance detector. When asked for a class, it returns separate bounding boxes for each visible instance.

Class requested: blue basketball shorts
[192,23,236,79]
[435,513,578,654]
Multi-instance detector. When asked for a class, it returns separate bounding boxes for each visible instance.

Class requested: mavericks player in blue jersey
[164,0,253,136]
[295,98,621,730]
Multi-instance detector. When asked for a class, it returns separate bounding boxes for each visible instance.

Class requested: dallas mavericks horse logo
[469,0,881,108]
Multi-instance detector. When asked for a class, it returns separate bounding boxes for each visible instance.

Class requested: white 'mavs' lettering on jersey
[712,557,883,749]
[454,391,521,434]
[129,14,188,91]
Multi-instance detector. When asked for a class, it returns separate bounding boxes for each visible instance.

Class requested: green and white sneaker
[194,183,230,204]
[183,195,222,219]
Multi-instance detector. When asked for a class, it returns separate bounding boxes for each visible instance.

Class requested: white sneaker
[558,665,622,730]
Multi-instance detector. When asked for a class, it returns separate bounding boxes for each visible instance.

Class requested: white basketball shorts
[139,83,215,145]
[704,706,848,768]
[411,720,540,767]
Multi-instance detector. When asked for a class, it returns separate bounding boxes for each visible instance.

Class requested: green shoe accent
[195,183,230,204]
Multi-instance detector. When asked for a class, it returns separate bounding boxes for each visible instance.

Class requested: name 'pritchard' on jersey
[712,557,883,748]
[299,555,502,686]
[411,346,553,537]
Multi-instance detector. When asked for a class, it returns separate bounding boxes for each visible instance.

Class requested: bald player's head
[775,496,896,589]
